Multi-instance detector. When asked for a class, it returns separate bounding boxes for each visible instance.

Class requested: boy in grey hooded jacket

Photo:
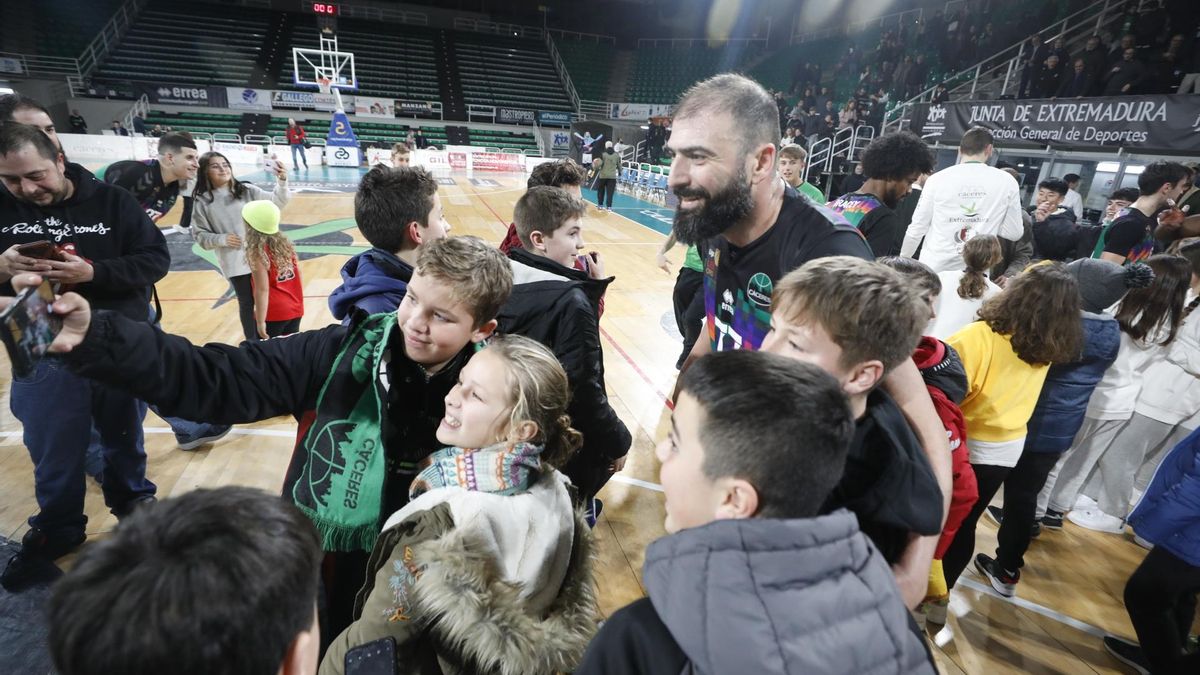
[576,351,935,675]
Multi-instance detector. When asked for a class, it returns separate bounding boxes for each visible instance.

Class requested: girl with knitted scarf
[320,335,598,675]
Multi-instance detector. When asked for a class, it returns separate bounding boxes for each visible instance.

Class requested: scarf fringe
[298,504,381,553]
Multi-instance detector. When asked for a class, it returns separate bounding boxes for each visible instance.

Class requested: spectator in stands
[827,131,935,257]
[1050,37,1071,68]
[1105,48,1148,95]
[0,124,168,591]
[1063,173,1084,219]
[414,128,429,149]
[804,107,822,147]
[1108,34,1137,67]
[47,487,323,675]
[777,145,824,202]
[149,124,164,138]
[575,352,936,675]
[1080,35,1108,89]
[1148,50,1188,93]
[906,54,929,98]
[931,83,950,104]
[816,86,833,113]
[404,129,414,149]
[1059,58,1098,98]
[132,114,146,136]
[1100,161,1189,265]
[1180,163,1200,216]
[1029,179,1081,261]
[780,127,799,147]
[285,118,308,170]
[901,127,1024,273]
[110,120,128,137]
[841,162,866,195]
[837,101,858,130]
[1020,34,1051,99]
[390,142,410,167]
[68,109,86,135]
[1035,54,1065,98]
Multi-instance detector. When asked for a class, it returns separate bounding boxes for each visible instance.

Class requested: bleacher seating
[2,0,123,58]
[626,44,763,103]
[145,110,242,137]
[283,16,441,103]
[93,3,273,86]
[466,128,539,153]
[453,33,572,112]
[264,117,448,148]
[555,40,616,100]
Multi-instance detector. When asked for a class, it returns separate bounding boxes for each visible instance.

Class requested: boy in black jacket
[498,186,632,523]
[0,123,170,591]
[5,236,512,638]
[762,256,946,607]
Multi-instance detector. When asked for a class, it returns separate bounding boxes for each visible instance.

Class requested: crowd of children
[1,70,1199,675]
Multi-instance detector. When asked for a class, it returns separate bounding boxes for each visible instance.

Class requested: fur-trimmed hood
[407,507,598,675]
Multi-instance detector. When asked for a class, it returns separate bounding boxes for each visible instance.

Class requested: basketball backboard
[292,44,357,90]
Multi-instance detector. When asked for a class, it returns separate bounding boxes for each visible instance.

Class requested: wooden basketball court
[0,164,1157,674]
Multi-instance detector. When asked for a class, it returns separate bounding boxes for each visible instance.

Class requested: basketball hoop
[317,76,332,95]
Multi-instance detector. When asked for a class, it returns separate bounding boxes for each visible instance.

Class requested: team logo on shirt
[959,202,980,217]
[747,273,774,307]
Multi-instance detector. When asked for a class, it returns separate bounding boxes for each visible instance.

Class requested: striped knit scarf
[408,441,543,500]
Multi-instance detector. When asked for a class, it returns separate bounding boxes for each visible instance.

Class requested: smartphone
[16,240,66,262]
[344,637,396,675]
[0,281,63,378]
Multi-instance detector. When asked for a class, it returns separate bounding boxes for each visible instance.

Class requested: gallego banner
[910,95,1200,153]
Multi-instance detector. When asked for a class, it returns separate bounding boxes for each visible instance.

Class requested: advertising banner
[0,57,24,74]
[908,95,1200,153]
[212,141,264,165]
[550,130,571,152]
[60,134,211,162]
[227,87,273,112]
[413,149,466,171]
[537,110,572,126]
[397,100,433,116]
[497,107,536,125]
[354,97,395,118]
[470,152,525,172]
[135,83,227,107]
[271,90,316,109]
[608,102,673,121]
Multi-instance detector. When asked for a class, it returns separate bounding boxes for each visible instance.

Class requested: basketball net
[317,75,346,113]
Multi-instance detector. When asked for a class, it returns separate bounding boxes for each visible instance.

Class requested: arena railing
[77,0,147,78]
[545,29,616,45]
[244,134,272,145]
[453,18,543,40]
[212,133,242,143]
[545,33,582,113]
[883,0,1122,133]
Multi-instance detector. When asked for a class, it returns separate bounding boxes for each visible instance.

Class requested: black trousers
[1125,546,1200,675]
[944,462,1010,589]
[596,178,616,208]
[229,274,257,343]
[266,317,302,338]
[995,451,1061,573]
[672,267,705,368]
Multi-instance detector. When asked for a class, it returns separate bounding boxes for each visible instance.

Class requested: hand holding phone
[0,243,54,279]
[0,273,92,359]
[0,280,63,378]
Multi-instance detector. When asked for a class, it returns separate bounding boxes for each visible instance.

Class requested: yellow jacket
[947,321,1049,443]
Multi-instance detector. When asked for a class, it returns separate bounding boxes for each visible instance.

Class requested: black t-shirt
[827,191,904,256]
[103,159,181,223]
[1102,207,1156,264]
[823,389,944,564]
[702,185,873,352]
[574,598,687,675]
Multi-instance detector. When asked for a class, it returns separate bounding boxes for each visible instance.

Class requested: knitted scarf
[408,441,543,501]
[292,313,397,552]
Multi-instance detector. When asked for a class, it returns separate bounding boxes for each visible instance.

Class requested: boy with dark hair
[576,351,935,674]
[48,486,323,675]
[498,158,589,254]
[1100,160,1189,265]
[1062,172,1084,219]
[1029,178,1081,261]
[827,131,935,256]
[499,186,631,522]
[762,256,946,604]
[1089,186,1140,258]
[6,235,514,638]
[0,94,60,149]
[328,165,449,321]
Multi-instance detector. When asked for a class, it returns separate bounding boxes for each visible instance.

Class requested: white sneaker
[1074,494,1099,510]
[1067,508,1126,533]
[1132,534,1153,550]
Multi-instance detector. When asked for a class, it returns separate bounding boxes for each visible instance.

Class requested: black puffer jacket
[497,248,632,498]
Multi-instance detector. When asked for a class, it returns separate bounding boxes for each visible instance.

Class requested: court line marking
[610,474,665,492]
[956,577,1110,638]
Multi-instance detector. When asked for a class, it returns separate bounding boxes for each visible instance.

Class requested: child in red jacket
[881,257,979,628]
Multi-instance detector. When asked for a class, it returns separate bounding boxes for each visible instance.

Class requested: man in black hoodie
[0,123,169,591]
[1030,178,1082,261]
[496,186,631,522]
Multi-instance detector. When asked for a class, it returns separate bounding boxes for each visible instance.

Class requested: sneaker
[112,494,157,521]
[1074,494,1099,510]
[1132,533,1153,550]
[1102,635,1150,675]
[925,595,950,625]
[0,528,86,592]
[176,423,233,451]
[170,225,189,236]
[1068,508,1126,533]
[984,505,1041,538]
[974,553,1020,598]
[1041,509,1065,530]
[585,498,604,528]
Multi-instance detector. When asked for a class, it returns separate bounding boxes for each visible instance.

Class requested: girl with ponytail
[930,235,1004,339]
[1053,242,1200,534]
[321,334,598,675]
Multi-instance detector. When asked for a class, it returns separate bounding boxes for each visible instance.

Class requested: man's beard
[672,168,755,245]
